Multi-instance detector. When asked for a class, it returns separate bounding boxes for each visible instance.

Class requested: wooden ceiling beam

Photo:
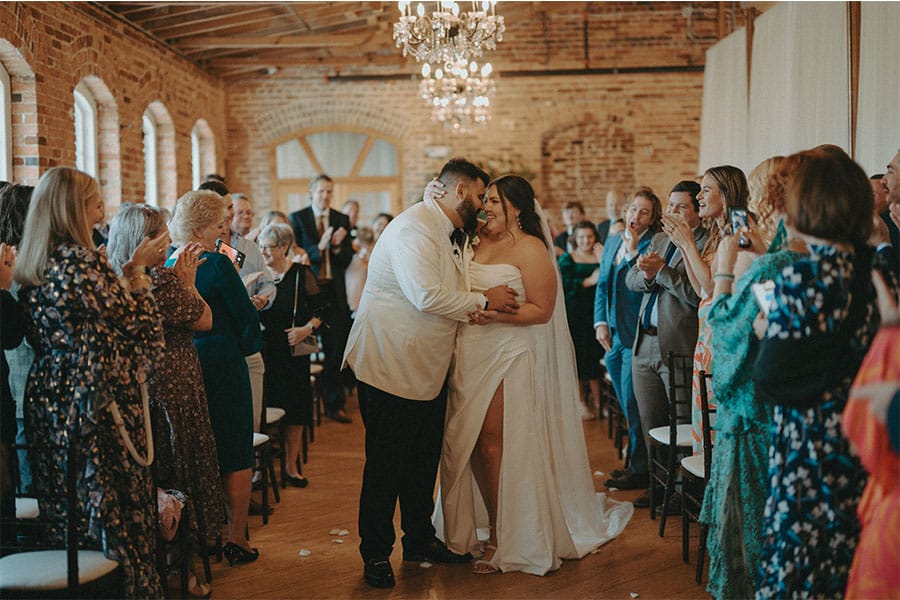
[205,54,405,69]
[154,11,288,39]
[176,32,371,48]
[145,6,279,35]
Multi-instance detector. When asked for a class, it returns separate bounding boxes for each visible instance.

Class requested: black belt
[641,325,658,336]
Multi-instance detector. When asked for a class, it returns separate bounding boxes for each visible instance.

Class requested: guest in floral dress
[753,148,896,598]
[107,204,223,596]
[14,167,170,598]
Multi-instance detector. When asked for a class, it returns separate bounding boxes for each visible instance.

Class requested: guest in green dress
[169,190,263,567]
[558,220,603,418]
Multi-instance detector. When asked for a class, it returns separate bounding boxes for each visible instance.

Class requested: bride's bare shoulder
[514,234,553,263]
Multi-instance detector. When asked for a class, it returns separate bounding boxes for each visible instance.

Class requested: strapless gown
[434,262,633,575]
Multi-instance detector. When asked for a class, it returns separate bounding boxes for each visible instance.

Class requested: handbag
[290,266,318,357]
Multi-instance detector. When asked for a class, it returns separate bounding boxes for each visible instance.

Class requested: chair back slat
[698,370,716,479]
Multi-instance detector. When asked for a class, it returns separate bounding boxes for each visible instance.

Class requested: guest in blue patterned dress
[14,167,170,598]
[752,148,896,598]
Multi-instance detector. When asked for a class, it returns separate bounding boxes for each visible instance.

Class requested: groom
[343,158,518,588]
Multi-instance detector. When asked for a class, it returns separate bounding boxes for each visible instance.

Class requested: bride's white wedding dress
[434,261,634,576]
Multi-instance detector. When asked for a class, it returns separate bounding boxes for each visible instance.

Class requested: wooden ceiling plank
[177,32,370,48]
[155,10,289,39]
[206,54,406,69]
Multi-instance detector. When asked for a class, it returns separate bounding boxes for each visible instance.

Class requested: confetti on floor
[328,528,341,535]
[332,538,344,544]
[298,549,311,557]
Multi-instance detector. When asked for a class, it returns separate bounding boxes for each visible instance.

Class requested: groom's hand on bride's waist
[484,284,519,314]
[467,309,499,325]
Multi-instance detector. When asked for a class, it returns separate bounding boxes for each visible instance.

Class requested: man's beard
[455,197,478,235]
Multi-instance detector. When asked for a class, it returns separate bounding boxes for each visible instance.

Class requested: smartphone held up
[730,209,751,248]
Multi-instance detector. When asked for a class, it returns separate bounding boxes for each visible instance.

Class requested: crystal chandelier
[420,59,494,131]
[393,1,505,69]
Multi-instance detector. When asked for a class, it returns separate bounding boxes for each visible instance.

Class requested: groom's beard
[455,198,478,235]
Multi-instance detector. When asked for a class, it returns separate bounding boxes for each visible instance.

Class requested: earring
[516,214,523,230]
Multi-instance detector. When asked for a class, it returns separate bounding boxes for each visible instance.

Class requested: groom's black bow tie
[450,228,467,248]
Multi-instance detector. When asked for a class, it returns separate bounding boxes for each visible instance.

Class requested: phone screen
[216,239,246,268]
[751,280,775,315]
[731,209,751,248]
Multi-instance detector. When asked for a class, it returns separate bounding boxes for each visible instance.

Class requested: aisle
[210,393,708,599]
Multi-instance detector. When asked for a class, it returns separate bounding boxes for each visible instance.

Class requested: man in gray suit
[626,181,707,507]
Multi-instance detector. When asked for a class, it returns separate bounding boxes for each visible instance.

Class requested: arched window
[0,60,10,181]
[272,128,401,221]
[144,101,176,208]
[73,81,98,177]
[142,112,158,206]
[191,119,215,190]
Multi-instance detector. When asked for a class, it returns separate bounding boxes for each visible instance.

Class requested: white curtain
[698,27,749,174]
[854,2,900,176]
[747,2,850,169]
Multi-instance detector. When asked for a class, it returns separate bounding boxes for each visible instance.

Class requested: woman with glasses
[258,223,324,487]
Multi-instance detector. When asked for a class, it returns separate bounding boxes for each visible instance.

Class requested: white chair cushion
[0,550,119,589]
[265,407,286,424]
[15,497,40,520]
[681,453,705,478]
[252,432,270,447]
[648,423,693,447]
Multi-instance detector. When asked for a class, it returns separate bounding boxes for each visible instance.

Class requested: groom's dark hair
[438,158,489,188]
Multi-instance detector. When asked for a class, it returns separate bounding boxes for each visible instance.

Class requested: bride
[433,175,633,575]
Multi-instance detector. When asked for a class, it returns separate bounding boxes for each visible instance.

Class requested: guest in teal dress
[699,156,801,599]
[558,220,603,417]
[702,233,803,598]
[168,190,263,566]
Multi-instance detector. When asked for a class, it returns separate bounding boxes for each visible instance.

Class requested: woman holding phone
[699,158,805,599]
[168,190,262,566]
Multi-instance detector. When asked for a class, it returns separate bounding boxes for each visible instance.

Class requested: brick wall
[225,70,704,229]
[2,1,742,226]
[0,2,227,212]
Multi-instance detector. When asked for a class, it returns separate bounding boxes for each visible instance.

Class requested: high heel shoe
[223,541,260,566]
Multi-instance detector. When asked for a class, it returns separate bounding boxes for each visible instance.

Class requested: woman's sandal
[473,545,500,574]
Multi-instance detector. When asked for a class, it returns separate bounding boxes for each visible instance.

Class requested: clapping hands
[0,243,16,290]
[171,241,206,287]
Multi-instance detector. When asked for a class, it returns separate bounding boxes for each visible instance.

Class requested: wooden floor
[209,393,711,599]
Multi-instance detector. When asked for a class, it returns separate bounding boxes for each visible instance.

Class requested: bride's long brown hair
[488,174,547,247]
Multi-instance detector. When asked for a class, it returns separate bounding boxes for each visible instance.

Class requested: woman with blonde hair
[15,166,169,597]
[168,189,262,565]
[107,203,222,597]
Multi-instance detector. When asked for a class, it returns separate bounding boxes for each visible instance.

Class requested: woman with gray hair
[258,223,323,487]
[107,203,221,596]
[168,190,262,566]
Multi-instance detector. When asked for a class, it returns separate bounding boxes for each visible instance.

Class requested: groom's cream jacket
[342,197,485,401]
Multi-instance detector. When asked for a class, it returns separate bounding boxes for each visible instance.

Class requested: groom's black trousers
[357,379,446,561]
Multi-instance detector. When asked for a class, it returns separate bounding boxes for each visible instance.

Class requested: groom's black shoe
[603,471,649,490]
[363,558,395,588]
[403,538,472,563]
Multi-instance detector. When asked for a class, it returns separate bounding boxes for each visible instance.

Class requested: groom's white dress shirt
[342,197,486,401]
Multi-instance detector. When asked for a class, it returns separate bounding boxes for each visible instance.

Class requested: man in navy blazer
[289,174,355,424]
[593,189,661,491]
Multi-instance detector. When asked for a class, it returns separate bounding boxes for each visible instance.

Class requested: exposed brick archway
[541,112,636,224]
[0,38,37,184]
[77,74,121,211]
[145,100,176,208]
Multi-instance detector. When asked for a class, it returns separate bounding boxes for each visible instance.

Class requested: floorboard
[207,393,711,599]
